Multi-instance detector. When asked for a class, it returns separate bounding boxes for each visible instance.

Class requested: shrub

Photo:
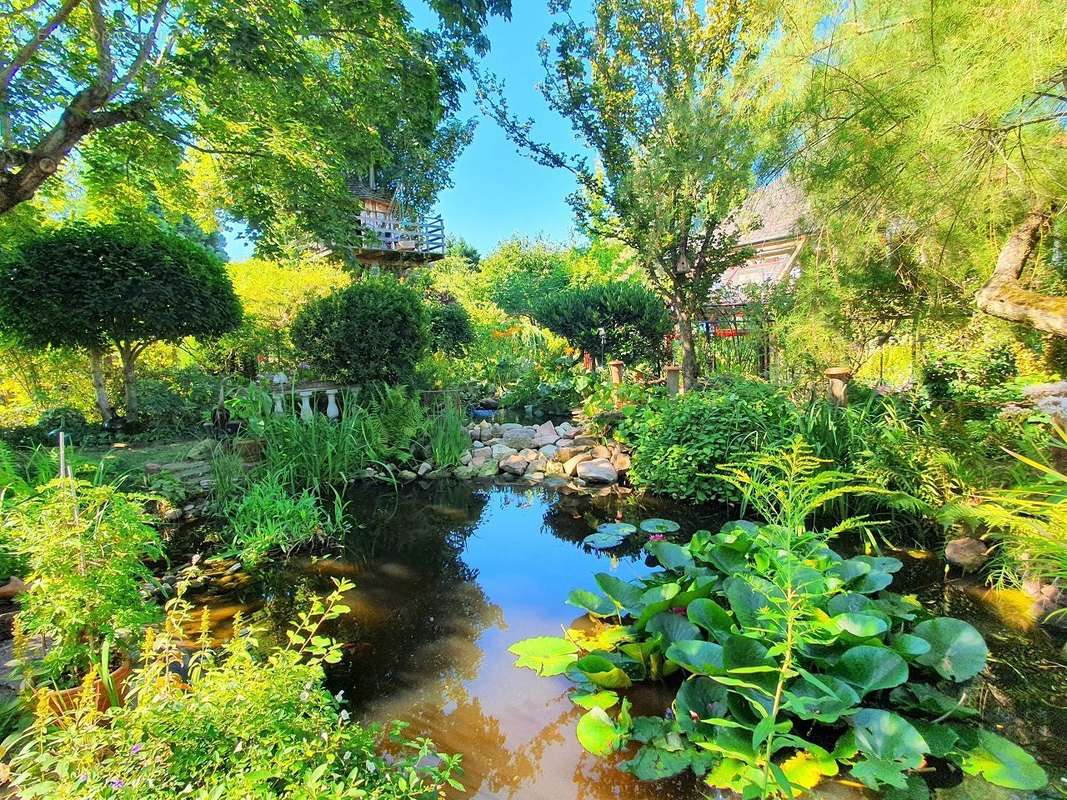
[0,221,241,423]
[4,479,162,686]
[5,583,462,798]
[617,378,798,503]
[428,300,475,355]
[532,281,672,366]
[482,239,571,316]
[291,278,429,386]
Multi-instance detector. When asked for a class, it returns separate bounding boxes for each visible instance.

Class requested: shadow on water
[190,482,1067,799]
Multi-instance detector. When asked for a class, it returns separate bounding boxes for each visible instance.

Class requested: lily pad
[621,745,692,780]
[834,645,909,695]
[640,518,681,534]
[509,636,578,676]
[687,597,734,639]
[645,540,694,571]
[646,611,700,646]
[584,524,634,549]
[571,690,619,710]
[595,572,644,610]
[665,640,724,675]
[959,729,1047,790]
[833,612,889,638]
[575,654,632,688]
[576,707,627,756]
[912,617,988,682]
[567,588,616,618]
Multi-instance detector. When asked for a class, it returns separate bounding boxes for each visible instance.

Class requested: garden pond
[187,482,1067,800]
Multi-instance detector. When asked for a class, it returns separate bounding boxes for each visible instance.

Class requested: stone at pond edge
[557,445,590,463]
[398,470,417,482]
[540,444,559,460]
[564,452,593,476]
[945,538,989,571]
[491,444,518,459]
[477,460,500,478]
[417,461,432,477]
[500,454,530,476]
[454,465,477,480]
[576,458,617,484]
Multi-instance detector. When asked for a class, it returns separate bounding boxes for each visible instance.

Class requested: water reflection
[189,483,1066,798]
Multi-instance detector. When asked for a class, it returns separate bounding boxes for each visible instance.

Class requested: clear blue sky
[225,3,585,261]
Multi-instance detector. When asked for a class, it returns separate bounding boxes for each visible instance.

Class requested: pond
[189,482,1067,799]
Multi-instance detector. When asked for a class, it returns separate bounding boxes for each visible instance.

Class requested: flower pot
[46,662,132,716]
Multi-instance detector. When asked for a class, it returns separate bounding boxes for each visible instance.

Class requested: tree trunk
[669,278,700,390]
[117,343,140,423]
[88,347,114,422]
[976,202,1067,336]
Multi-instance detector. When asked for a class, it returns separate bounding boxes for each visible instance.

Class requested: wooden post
[608,360,625,385]
[665,366,681,396]
[824,367,852,407]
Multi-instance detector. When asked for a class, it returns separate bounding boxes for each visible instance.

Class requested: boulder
[944,538,989,571]
[460,451,473,465]
[417,461,433,477]
[491,444,518,459]
[454,465,477,480]
[612,452,632,473]
[472,440,486,450]
[398,470,417,482]
[545,460,565,476]
[502,428,536,450]
[571,436,598,447]
[564,452,593,476]
[500,454,531,475]
[576,458,618,484]
[540,444,559,460]
[478,420,493,441]
[590,445,612,460]
[557,445,590,463]
[557,421,575,436]
[532,420,560,447]
[556,438,574,449]
[500,422,523,431]
[477,460,500,478]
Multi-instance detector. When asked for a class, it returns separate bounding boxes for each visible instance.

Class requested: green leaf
[724,577,779,629]
[784,674,860,723]
[674,676,727,733]
[719,520,759,536]
[849,709,929,789]
[509,636,578,676]
[687,597,734,639]
[621,745,692,780]
[571,690,619,710]
[576,707,626,756]
[634,581,683,627]
[645,540,694,571]
[595,572,645,610]
[646,611,700,645]
[888,684,978,719]
[665,640,724,675]
[890,633,932,658]
[910,721,958,758]
[832,612,889,637]
[834,645,909,694]
[640,518,681,534]
[912,618,988,682]
[567,588,616,618]
[584,531,630,549]
[959,729,1047,790]
[575,654,633,688]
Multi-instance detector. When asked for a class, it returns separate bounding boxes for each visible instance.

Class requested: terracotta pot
[46,662,132,716]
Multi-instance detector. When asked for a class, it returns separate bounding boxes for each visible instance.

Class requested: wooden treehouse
[350,172,445,268]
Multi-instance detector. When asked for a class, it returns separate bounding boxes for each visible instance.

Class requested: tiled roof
[735,176,810,246]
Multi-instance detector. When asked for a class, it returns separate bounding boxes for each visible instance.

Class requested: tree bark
[88,346,114,422]
[116,342,141,423]
[669,277,700,390]
[976,202,1067,336]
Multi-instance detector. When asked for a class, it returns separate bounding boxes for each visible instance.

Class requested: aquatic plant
[510,443,1046,797]
[4,580,464,798]
[427,402,470,468]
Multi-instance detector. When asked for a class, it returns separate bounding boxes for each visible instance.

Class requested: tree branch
[110,0,169,97]
[0,0,82,96]
[87,0,114,87]
[975,202,1067,336]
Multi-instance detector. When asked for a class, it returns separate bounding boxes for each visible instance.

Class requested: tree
[482,0,771,387]
[0,221,241,422]
[753,0,1067,339]
[0,1,511,251]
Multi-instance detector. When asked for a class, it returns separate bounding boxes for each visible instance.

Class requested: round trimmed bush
[291,278,428,385]
[428,300,474,355]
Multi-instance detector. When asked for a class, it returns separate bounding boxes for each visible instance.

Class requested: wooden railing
[357,210,445,256]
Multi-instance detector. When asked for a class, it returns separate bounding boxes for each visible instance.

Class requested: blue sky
[226,4,586,260]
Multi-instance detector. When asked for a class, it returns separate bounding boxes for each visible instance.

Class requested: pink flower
[649,534,666,542]
[670,606,687,616]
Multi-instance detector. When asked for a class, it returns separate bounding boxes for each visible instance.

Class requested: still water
[192,482,1067,799]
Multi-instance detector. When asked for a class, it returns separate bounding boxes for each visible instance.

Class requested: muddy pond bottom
[191,483,1067,800]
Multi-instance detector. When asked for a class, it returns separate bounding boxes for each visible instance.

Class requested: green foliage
[3,479,162,686]
[5,581,463,798]
[427,300,475,355]
[532,282,672,366]
[509,444,1045,797]
[482,239,571,317]
[499,353,595,416]
[426,403,470,468]
[291,278,429,386]
[618,379,798,502]
[223,472,342,567]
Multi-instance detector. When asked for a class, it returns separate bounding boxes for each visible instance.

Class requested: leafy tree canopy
[0,0,511,253]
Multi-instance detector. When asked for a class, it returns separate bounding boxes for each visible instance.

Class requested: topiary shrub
[532,281,672,366]
[291,278,429,385]
[427,299,475,355]
[617,378,798,503]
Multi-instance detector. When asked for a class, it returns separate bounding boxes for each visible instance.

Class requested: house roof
[735,176,810,246]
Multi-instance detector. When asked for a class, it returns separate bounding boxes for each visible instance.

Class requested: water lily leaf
[576,707,627,756]
[704,544,748,574]
[828,592,876,616]
[687,597,734,639]
[575,654,632,688]
[724,577,780,629]
[780,750,833,791]
[882,775,931,800]
[646,612,700,646]
[595,572,644,610]
[634,581,683,627]
[640,518,681,534]
[959,729,1047,789]
[830,558,872,584]
[912,617,988,682]
[720,520,759,536]
[566,623,633,652]
[888,684,977,719]
[785,674,860,723]
[645,540,693,571]
[571,690,619,710]
[665,640,724,675]
[567,588,616,618]
[621,745,692,780]
[857,555,904,574]
[674,676,727,733]
[832,612,889,638]
[890,633,932,658]
[834,645,909,694]
[849,709,928,789]
[597,521,637,536]
[509,636,578,676]
[909,721,958,758]
[584,531,629,549]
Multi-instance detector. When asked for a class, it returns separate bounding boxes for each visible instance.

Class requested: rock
[502,428,536,450]
[532,420,560,447]
[461,451,473,465]
[427,468,449,480]
[556,438,574,449]
[500,454,530,475]
[576,458,618,484]
[571,436,597,447]
[545,460,565,476]
[590,445,611,460]
[398,470,417,482]
[491,444,518,459]
[477,460,500,478]
[543,476,570,490]
[540,444,558,460]
[612,452,632,473]
[164,507,183,522]
[144,462,163,475]
[528,472,545,482]
[557,445,590,463]
[454,465,477,480]
[945,538,989,571]
[532,456,548,473]
[557,421,575,436]
[564,452,593,476]
[477,397,500,410]
[500,422,523,431]
[518,448,540,461]
[478,420,493,441]
[471,453,490,467]
[417,461,432,477]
